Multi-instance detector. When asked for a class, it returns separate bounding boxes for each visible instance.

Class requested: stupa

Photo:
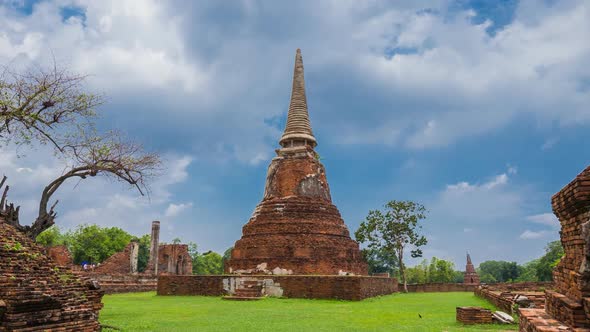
[226,49,368,275]
[463,253,480,285]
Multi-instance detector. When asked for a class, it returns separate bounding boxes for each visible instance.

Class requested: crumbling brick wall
[157,275,397,300]
[518,165,590,331]
[545,165,590,328]
[93,241,139,274]
[45,245,73,267]
[0,217,103,331]
[227,146,368,275]
[157,244,192,275]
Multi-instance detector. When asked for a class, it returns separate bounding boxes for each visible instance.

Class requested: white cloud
[520,230,554,240]
[164,202,193,218]
[526,213,559,228]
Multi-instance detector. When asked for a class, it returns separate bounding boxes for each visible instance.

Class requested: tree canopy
[355,200,428,292]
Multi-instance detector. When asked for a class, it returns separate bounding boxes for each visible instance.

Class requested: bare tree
[5,130,161,239]
[0,62,102,150]
[0,62,161,239]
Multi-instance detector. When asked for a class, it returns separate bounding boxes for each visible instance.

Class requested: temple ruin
[463,253,480,286]
[0,204,103,331]
[226,49,368,275]
[519,165,590,331]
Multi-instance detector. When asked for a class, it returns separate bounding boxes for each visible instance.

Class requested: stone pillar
[148,221,160,275]
[130,241,139,274]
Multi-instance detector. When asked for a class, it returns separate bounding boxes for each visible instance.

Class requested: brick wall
[94,242,137,274]
[157,275,397,300]
[74,273,157,294]
[475,283,554,314]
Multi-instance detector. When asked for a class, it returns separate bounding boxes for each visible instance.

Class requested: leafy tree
[536,241,564,281]
[35,225,65,247]
[361,247,398,276]
[188,242,224,275]
[478,260,520,283]
[66,224,132,264]
[405,259,429,284]
[453,270,465,283]
[222,247,233,271]
[516,259,539,282]
[355,200,428,292]
[428,257,456,283]
[133,234,151,273]
[194,252,224,275]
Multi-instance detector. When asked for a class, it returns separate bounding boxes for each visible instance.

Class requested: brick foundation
[157,275,397,300]
[456,307,492,324]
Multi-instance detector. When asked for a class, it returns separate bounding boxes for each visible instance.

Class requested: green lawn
[100,292,517,332]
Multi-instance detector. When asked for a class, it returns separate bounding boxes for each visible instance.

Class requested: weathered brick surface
[518,165,590,330]
[464,253,480,285]
[226,50,367,276]
[45,245,73,267]
[158,275,397,300]
[93,242,138,274]
[74,273,157,294]
[457,307,492,324]
[227,146,368,275]
[475,283,552,314]
[0,217,103,331]
[156,244,192,275]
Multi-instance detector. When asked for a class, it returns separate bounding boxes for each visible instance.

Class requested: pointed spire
[467,252,472,265]
[279,49,317,148]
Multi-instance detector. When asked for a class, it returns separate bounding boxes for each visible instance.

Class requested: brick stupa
[226,49,368,275]
[463,253,480,285]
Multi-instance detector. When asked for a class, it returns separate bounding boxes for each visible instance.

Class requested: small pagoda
[463,252,480,285]
[225,49,368,275]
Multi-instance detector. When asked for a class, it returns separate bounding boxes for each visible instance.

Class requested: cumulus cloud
[520,230,553,240]
[164,202,193,218]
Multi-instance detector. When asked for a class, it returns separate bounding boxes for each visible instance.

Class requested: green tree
[35,225,65,246]
[428,257,456,283]
[222,247,233,271]
[535,241,564,281]
[194,251,224,275]
[133,234,151,272]
[66,224,132,264]
[516,259,539,282]
[355,200,428,292]
[478,260,520,283]
[361,247,398,276]
[405,259,429,284]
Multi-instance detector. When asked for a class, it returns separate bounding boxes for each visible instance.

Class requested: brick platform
[407,283,475,292]
[457,307,492,325]
[157,275,397,300]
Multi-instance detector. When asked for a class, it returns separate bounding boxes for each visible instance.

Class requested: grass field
[100,292,517,332]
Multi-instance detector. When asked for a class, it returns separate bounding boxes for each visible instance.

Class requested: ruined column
[148,221,160,275]
[130,241,139,274]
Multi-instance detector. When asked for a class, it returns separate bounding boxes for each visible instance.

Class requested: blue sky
[0,0,589,269]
